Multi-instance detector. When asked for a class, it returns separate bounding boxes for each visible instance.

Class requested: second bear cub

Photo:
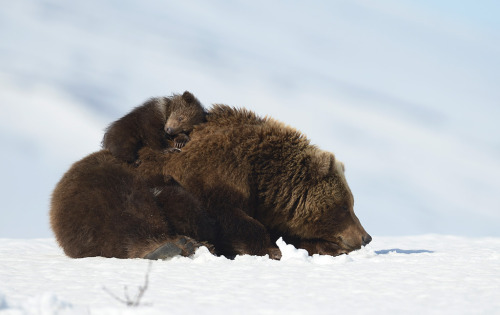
[102,91,206,163]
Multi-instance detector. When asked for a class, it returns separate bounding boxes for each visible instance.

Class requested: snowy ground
[1,236,499,314]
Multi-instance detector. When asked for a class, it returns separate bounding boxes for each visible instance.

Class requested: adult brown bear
[137,105,371,259]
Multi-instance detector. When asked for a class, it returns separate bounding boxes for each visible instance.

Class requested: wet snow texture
[1,236,499,314]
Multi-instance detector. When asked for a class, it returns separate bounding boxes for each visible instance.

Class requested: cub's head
[165,91,206,136]
[290,149,371,255]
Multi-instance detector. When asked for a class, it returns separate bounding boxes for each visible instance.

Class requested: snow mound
[276,237,311,262]
[191,246,226,263]
[276,237,377,264]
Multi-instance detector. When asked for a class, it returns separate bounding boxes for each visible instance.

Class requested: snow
[1,236,499,314]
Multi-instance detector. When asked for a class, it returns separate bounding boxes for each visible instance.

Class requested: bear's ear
[310,149,335,178]
[182,91,195,103]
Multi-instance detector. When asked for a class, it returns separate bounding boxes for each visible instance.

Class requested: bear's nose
[362,234,372,246]
[165,127,173,135]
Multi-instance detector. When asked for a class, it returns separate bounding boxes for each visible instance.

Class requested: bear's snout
[165,127,174,135]
[362,233,372,246]
[338,221,371,251]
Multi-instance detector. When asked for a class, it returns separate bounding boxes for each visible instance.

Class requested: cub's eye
[177,116,184,122]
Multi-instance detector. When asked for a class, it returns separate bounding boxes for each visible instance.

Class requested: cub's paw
[174,140,186,149]
[173,134,190,149]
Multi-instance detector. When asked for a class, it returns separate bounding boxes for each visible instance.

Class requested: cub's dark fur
[50,150,216,259]
[102,91,206,163]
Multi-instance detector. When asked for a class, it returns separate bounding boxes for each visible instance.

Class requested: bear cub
[102,91,206,164]
[50,150,216,259]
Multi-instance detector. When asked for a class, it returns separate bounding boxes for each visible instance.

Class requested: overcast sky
[1,0,499,238]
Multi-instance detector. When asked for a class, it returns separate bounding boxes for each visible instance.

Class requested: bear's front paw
[143,236,204,260]
[267,247,282,260]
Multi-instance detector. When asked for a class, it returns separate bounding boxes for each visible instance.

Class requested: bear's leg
[117,176,182,259]
[216,208,282,260]
[124,174,216,260]
[151,178,217,247]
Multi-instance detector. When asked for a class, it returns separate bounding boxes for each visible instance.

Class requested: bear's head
[288,149,371,254]
[164,91,206,136]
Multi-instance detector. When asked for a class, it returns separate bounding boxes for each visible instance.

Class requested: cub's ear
[182,91,195,103]
[338,161,345,173]
[310,149,335,178]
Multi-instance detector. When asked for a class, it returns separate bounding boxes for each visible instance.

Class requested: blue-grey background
[1,0,499,238]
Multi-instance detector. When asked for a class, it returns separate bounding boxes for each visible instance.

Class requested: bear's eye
[178,116,184,122]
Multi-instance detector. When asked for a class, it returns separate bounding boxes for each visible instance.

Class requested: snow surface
[1,236,499,314]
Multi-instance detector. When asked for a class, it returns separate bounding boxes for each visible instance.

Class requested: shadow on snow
[375,249,434,255]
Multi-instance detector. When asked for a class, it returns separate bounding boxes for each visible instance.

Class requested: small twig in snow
[103,261,152,307]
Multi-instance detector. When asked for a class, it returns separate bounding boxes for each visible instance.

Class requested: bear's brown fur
[50,150,216,259]
[137,105,371,258]
[102,91,206,163]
